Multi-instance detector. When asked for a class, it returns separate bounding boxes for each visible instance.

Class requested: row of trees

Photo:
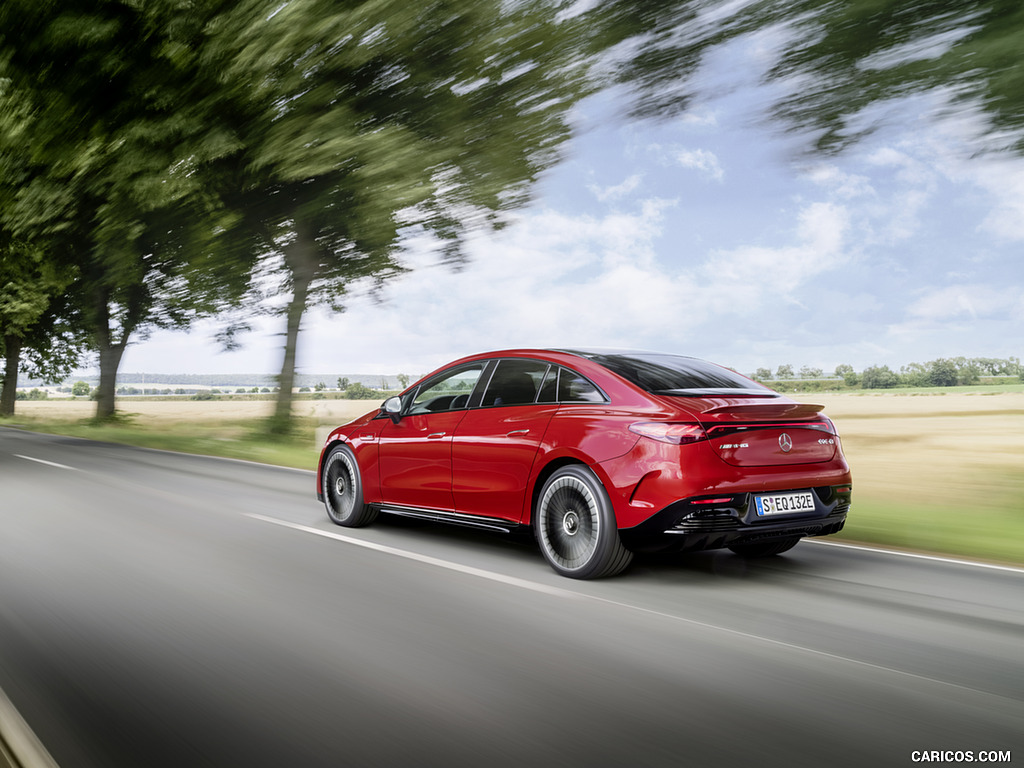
[4,1,1022,429]
[753,357,1023,388]
[0,0,597,429]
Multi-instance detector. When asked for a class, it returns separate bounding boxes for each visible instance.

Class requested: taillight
[629,422,707,445]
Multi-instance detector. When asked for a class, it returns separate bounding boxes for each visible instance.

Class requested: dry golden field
[814,392,1024,509]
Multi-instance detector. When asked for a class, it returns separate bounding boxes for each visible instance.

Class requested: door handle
[506,429,529,437]
[427,432,447,439]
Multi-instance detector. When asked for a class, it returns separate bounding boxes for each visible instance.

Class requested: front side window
[407,365,484,414]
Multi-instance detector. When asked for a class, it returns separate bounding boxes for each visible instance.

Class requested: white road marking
[0,679,61,768]
[13,455,78,472]
[244,514,580,599]
[247,512,1020,703]
[806,538,1024,575]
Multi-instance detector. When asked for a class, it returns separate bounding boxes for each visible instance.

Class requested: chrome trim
[377,505,514,533]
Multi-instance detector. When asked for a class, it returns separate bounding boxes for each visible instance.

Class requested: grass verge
[5,413,320,471]
[838,496,1024,566]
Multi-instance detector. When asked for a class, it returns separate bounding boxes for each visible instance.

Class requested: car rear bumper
[619,484,850,553]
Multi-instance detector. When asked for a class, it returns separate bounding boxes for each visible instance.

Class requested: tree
[799,366,823,379]
[753,367,773,381]
[597,1,1024,156]
[834,364,859,387]
[0,83,84,416]
[861,365,900,389]
[396,373,411,390]
[198,0,594,433]
[0,0,249,420]
[343,382,380,400]
[0,245,77,415]
[928,358,959,387]
[71,381,92,397]
[776,364,794,380]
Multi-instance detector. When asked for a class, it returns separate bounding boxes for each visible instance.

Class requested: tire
[534,465,633,579]
[322,444,378,527]
[728,536,801,558]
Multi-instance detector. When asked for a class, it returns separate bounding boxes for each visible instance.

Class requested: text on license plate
[755,491,815,516]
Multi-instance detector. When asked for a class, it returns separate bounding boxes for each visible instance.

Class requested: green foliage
[753,367,773,381]
[929,358,959,387]
[0,0,253,420]
[600,0,1024,155]
[775,364,794,379]
[343,382,382,400]
[71,381,91,397]
[835,364,859,386]
[860,365,900,389]
[15,387,48,401]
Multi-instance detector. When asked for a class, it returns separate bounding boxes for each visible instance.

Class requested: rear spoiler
[700,402,825,420]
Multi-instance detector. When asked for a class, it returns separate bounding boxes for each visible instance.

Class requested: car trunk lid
[659,395,839,467]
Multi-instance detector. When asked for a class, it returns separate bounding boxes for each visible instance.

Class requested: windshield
[577,352,776,397]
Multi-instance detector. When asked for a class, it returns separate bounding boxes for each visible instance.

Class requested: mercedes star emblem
[779,433,793,453]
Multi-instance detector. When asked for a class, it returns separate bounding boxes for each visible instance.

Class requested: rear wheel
[323,444,378,527]
[728,536,801,558]
[534,465,632,579]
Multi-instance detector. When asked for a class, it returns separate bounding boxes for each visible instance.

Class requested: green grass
[5,413,320,470]
[839,496,1024,566]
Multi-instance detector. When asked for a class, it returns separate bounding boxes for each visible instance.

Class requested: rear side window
[480,359,549,407]
[537,367,606,403]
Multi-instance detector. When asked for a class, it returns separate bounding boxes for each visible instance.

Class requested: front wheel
[728,536,801,558]
[322,444,378,527]
[534,465,633,579]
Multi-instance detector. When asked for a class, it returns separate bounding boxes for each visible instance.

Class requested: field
[7,391,1024,564]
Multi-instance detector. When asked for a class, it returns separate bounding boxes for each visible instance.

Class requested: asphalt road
[0,427,1021,768]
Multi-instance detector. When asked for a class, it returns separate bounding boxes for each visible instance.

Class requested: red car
[317,349,852,579]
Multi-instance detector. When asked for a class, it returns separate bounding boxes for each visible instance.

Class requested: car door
[452,358,558,523]
[377,363,485,512]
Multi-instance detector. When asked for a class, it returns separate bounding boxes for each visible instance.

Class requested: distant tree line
[753,357,1023,389]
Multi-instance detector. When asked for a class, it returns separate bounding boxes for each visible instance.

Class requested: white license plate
[755,491,815,516]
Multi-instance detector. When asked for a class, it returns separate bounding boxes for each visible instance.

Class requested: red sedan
[317,349,852,579]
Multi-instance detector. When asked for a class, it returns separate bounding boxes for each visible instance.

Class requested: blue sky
[118,48,1024,380]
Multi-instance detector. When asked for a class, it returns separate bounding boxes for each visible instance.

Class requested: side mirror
[383,396,402,424]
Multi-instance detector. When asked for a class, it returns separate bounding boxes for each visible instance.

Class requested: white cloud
[906,285,1024,322]
[588,173,643,202]
[672,148,725,181]
[806,164,876,200]
[700,202,850,301]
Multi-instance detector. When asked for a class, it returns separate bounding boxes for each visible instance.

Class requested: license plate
[755,491,815,516]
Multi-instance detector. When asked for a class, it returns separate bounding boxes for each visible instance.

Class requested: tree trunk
[269,225,318,435]
[92,286,129,421]
[1,334,22,417]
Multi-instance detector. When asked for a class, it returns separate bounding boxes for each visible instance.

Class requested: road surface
[0,427,1020,767]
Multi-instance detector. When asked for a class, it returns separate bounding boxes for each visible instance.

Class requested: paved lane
[1,427,1021,767]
